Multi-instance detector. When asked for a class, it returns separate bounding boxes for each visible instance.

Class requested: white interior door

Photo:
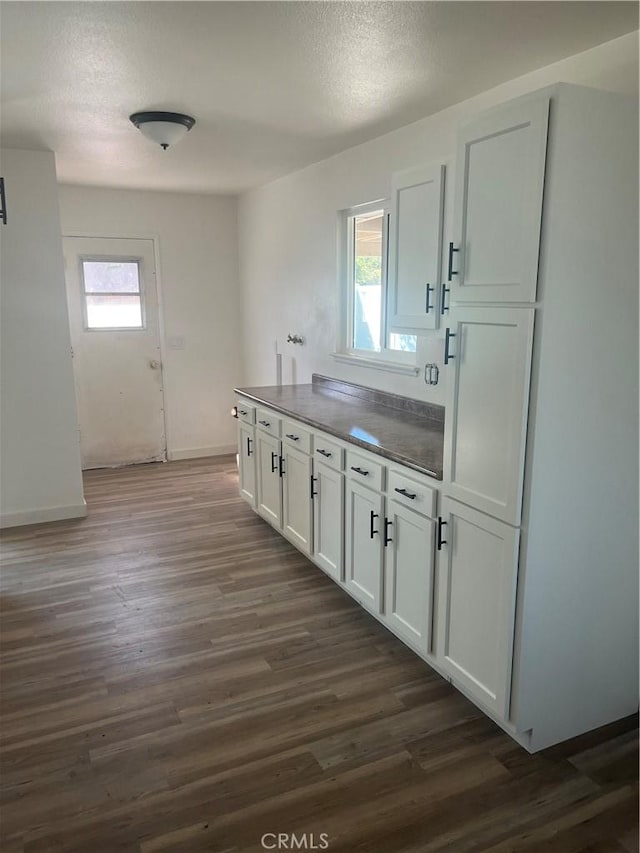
[63,237,166,469]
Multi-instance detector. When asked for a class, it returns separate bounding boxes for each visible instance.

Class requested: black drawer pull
[447,241,459,281]
[285,433,299,441]
[369,511,379,539]
[246,436,253,457]
[259,419,271,427]
[440,282,450,315]
[444,327,456,365]
[317,449,332,458]
[270,451,278,473]
[437,516,447,551]
[425,283,434,314]
[383,518,393,547]
[350,466,369,476]
[239,409,247,416]
[394,487,416,500]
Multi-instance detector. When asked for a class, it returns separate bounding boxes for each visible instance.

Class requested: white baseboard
[0,500,88,530]
[167,445,237,461]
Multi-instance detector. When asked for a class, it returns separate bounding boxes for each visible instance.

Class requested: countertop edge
[235,386,443,481]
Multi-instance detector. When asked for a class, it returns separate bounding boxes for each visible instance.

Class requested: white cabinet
[345,478,384,614]
[312,461,344,583]
[443,306,534,526]
[384,499,435,658]
[238,422,256,507]
[255,429,282,528]
[435,497,519,720]
[282,442,313,555]
[387,163,445,331]
[448,95,548,305]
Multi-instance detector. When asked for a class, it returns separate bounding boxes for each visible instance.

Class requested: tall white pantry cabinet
[439,83,638,751]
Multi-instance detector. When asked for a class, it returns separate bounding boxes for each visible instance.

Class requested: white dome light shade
[129,112,196,150]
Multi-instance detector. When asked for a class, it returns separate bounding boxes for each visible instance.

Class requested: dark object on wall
[0,177,7,224]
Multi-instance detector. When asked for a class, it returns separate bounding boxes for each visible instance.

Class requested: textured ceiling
[1,1,638,194]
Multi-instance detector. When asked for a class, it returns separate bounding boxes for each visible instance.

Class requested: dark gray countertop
[234,379,444,480]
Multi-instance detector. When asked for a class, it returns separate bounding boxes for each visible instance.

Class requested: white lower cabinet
[435,496,519,719]
[281,442,313,555]
[255,429,282,528]
[238,422,256,507]
[312,461,344,582]
[384,499,435,658]
[345,478,384,614]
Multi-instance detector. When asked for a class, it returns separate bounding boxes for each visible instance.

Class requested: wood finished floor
[0,456,637,853]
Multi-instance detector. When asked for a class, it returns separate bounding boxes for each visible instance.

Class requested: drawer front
[346,448,385,492]
[236,400,256,425]
[388,468,437,517]
[313,432,344,471]
[256,407,281,437]
[282,419,312,454]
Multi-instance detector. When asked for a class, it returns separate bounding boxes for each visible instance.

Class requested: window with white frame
[80,258,145,330]
[340,202,417,362]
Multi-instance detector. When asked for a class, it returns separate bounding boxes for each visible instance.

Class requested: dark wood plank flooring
[1,457,637,852]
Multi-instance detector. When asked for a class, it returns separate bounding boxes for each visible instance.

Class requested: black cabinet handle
[239,409,247,416]
[246,436,253,457]
[0,178,7,225]
[383,518,393,547]
[350,466,369,477]
[285,433,299,441]
[437,516,447,551]
[444,327,456,365]
[317,449,332,458]
[278,455,285,477]
[440,282,450,315]
[369,511,379,539]
[310,475,317,499]
[270,451,278,473]
[259,419,271,427]
[425,283,434,314]
[394,487,416,500]
[447,241,459,281]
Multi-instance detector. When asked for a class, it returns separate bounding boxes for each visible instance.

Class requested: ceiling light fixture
[129,111,196,150]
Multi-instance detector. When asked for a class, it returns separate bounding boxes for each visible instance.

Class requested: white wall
[238,31,639,404]
[58,186,242,460]
[0,149,86,527]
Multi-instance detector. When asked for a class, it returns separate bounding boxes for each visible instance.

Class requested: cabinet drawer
[313,433,344,471]
[282,419,312,454]
[256,407,281,437]
[236,400,256,425]
[346,448,385,492]
[388,468,437,518]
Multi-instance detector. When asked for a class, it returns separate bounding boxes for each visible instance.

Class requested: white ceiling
[1,2,637,195]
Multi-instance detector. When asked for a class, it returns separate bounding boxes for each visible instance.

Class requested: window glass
[81,260,143,329]
[352,211,384,352]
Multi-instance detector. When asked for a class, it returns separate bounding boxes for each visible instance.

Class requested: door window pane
[81,260,143,329]
[353,211,383,352]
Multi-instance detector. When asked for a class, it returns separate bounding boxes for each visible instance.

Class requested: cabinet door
[345,480,384,614]
[282,442,313,555]
[256,430,282,528]
[238,422,256,507]
[384,500,435,657]
[450,95,549,304]
[436,498,519,720]
[313,462,345,583]
[388,163,445,331]
[443,306,534,526]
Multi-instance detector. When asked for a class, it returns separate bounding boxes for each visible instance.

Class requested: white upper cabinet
[448,96,549,305]
[436,497,520,720]
[443,306,534,526]
[387,163,445,331]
